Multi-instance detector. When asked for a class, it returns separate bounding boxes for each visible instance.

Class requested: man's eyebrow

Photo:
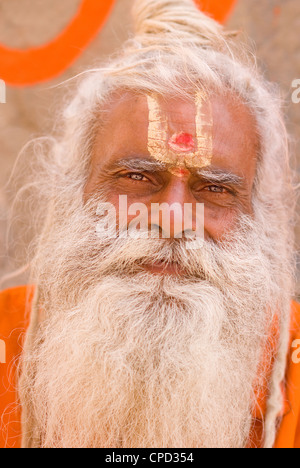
[103,158,244,185]
[195,168,244,186]
[104,157,168,172]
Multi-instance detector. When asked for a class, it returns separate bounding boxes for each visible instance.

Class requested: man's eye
[125,173,148,182]
[206,185,226,193]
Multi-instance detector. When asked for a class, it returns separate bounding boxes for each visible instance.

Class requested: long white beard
[22,197,281,448]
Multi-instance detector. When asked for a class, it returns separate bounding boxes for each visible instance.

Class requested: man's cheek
[203,205,239,241]
[105,195,150,235]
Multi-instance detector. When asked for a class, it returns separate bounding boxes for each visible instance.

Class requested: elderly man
[0,0,300,449]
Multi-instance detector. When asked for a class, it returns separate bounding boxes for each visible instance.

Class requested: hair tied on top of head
[131,0,235,50]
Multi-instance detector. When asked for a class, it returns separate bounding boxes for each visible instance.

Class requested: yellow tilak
[147,91,213,175]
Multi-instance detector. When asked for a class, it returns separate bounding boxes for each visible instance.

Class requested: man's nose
[149,177,201,240]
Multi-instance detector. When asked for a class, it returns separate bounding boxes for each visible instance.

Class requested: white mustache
[82,214,269,295]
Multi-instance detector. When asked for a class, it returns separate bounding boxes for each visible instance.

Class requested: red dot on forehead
[169,167,190,178]
[168,132,195,153]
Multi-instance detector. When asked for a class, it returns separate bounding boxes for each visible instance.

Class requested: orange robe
[0,286,300,449]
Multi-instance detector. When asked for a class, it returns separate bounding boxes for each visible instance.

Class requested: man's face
[85,91,259,268]
[26,91,278,448]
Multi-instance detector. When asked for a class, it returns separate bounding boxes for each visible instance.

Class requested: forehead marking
[147,92,213,176]
[168,132,195,153]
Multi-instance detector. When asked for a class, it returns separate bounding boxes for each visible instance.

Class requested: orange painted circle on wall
[196,0,237,23]
[0,0,237,87]
[0,0,116,87]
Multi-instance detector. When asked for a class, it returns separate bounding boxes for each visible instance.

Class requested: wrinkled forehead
[146,93,211,132]
[94,90,259,178]
[99,91,210,144]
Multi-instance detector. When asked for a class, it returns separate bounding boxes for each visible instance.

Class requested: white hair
[12,0,295,448]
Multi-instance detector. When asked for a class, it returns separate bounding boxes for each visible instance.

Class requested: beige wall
[0,0,300,291]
